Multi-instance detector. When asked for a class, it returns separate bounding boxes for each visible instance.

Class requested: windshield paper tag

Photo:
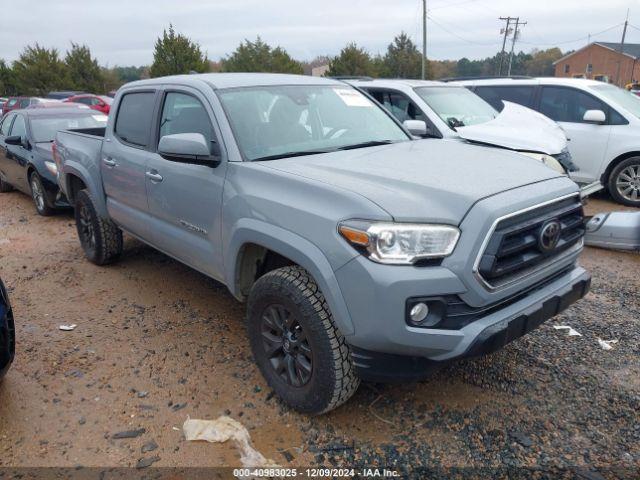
[334,88,373,107]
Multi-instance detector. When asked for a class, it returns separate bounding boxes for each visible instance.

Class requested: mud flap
[585,211,640,251]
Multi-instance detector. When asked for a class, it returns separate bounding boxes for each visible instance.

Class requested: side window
[368,89,425,122]
[159,92,213,146]
[0,114,14,136]
[539,87,607,123]
[114,92,156,147]
[19,98,31,108]
[474,86,535,111]
[9,115,27,139]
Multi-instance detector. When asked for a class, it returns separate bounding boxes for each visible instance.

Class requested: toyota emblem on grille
[538,220,562,252]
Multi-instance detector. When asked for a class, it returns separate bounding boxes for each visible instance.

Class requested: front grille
[477,195,584,288]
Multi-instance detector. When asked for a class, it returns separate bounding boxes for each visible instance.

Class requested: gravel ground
[0,190,638,478]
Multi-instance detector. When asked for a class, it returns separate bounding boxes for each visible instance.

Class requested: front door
[4,114,31,192]
[145,89,227,280]
[538,86,612,184]
[101,90,158,240]
[0,113,16,187]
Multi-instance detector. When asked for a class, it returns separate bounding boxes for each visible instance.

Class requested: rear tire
[608,157,640,207]
[30,172,55,216]
[0,177,12,193]
[74,189,123,265]
[247,266,360,414]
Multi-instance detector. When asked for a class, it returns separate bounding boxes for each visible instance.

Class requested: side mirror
[583,109,606,124]
[403,119,428,137]
[158,133,219,164]
[4,135,22,146]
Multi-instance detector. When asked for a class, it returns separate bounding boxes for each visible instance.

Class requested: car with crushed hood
[346,78,578,177]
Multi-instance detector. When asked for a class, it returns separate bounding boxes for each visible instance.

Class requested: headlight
[338,220,460,265]
[519,151,565,174]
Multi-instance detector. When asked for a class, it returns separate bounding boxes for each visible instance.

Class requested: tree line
[0,24,566,96]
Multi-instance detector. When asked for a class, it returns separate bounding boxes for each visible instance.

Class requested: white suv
[458,77,640,207]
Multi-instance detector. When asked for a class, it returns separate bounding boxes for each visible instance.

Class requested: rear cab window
[114,92,156,147]
[474,85,535,111]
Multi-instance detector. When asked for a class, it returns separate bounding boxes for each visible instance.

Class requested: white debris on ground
[58,324,77,331]
[597,339,619,351]
[183,416,279,468]
[553,325,582,336]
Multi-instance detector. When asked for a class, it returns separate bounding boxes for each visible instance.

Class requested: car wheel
[0,176,12,193]
[608,157,640,207]
[29,172,55,216]
[0,287,14,380]
[74,189,123,265]
[247,266,360,414]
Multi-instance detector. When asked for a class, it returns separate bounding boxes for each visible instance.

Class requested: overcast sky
[1,0,639,66]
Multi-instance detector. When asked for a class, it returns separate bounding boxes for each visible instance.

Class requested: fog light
[409,302,429,324]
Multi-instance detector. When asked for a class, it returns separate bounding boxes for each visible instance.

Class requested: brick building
[553,42,640,86]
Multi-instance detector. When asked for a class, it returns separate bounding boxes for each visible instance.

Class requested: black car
[0,108,108,215]
[0,277,14,379]
[46,91,86,100]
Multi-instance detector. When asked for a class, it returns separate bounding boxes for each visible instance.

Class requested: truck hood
[260,139,563,224]
[456,101,567,155]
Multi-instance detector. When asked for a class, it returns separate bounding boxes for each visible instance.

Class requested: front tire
[608,157,640,207]
[30,172,54,216]
[247,266,360,414]
[74,189,123,265]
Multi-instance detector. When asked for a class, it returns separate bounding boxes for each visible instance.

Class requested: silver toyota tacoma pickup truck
[54,73,591,414]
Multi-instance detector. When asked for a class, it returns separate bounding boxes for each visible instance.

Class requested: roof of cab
[123,73,345,90]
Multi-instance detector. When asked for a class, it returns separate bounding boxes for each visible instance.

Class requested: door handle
[145,171,163,183]
[103,157,117,167]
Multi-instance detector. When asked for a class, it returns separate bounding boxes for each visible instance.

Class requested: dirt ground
[0,190,638,476]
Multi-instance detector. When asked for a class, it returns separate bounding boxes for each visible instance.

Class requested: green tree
[149,25,209,78]
[12,44,69,96]
[383,32,423,78]
[523,48,563,76]
[65,43,105,92]
[327,43,376,77]
[0,60,18,96]
[222,37,303,74]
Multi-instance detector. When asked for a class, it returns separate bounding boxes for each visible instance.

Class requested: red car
[3,97,38,114]
[63,94,113,114]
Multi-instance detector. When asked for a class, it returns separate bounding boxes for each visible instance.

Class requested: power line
[426,14,502,46]
[518,23,624,46]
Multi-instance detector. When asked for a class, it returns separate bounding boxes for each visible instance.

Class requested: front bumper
[350,268,590,382]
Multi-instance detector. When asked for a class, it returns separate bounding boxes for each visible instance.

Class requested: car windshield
[30,113,108,143]
[592,84,640,119]
[414,86,498,128]
[217,85,410,161]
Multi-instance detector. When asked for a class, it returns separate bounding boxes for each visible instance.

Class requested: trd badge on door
[179,220,208,235]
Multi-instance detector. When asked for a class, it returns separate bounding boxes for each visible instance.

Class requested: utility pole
[422,0,427,79]
[615,9,629,86]
[507,17,526,76]
[498,17,513,76]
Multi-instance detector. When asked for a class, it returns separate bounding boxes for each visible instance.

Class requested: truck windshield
[31,114,108,143]
[591,84,640,119]
[217,85,410,161]
[414,86,497,129]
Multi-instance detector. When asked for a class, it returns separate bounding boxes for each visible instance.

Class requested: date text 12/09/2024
[232,468,400,477]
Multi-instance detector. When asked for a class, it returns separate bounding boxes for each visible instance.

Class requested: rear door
[101,90,158,240]
[145,88,228,279]
[537,86,612,183]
